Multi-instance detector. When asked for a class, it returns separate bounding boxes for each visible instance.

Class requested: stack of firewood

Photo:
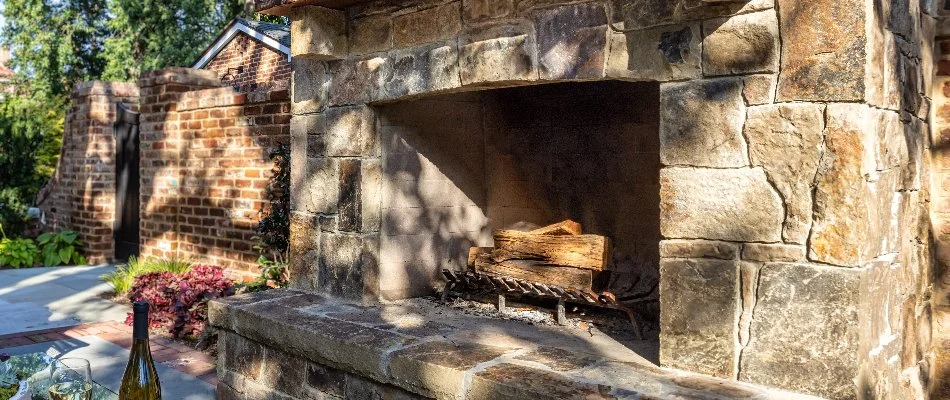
[467,220,611,290]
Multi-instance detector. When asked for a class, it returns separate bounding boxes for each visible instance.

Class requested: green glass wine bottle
[119,301,161,399]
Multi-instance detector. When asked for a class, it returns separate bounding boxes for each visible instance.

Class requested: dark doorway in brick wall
[375,80,661,302]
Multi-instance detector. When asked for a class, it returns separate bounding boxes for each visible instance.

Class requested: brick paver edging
[0,321,217,386]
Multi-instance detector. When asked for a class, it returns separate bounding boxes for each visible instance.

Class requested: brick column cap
[137,67,221,89]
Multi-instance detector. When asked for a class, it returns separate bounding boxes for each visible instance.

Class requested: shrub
[239,255,289,293]
[36,230,86,266]
[126,265,235,337]
[100,256,194,295]
[0,222,37,268]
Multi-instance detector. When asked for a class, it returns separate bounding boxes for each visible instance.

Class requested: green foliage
[0,94,64,236]
[240,255,288,293]
[36,230,87,266]
[0,237,38,268]
[100,256,195,294]
[255,145,290,255]
[101,0,248,81]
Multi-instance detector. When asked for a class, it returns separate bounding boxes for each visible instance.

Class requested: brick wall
[202,32,290,93]
[137,68,291,273]
[37,82,140,264]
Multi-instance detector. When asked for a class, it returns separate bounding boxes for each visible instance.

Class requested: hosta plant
[0,237,37,268]
[37,230,86,266]
[126,265,235,337]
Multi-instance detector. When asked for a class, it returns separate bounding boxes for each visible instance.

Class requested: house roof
[192,17,291,69]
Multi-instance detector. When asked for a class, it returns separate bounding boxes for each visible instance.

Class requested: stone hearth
[216,0,941,399]
[210,290,820,400]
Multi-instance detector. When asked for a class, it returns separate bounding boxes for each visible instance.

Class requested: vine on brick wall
[249,145,290,290]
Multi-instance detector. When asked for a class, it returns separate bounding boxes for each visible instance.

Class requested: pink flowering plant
[126,265,235,337]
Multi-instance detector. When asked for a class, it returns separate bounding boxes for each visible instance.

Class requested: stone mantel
[210,290,822,400]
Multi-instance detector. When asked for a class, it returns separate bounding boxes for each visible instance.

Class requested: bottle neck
[132,308,149,341]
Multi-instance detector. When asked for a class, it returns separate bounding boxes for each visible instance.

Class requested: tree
[0,93,64,234]
[1,0,110,99]
[102,0,247,81]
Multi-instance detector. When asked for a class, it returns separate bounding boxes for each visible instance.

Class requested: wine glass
[48,358,92,400]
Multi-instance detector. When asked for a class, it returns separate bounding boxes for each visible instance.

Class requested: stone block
[809,104,874,266]
[229,299,416,382]
[290,113,325,139]
[741,243,806,262]
[660,78,747,168]
[319,233,379,300]
[659,239,739,260]
[659,258,739,378]
[739,263,861,400]
[459,24,538,86]
[349,15,393,56]
[326,106,378,157]
[742,74,776,105]
[338,159,362,233]
[305,363,345,398]
[291,57,329,115]
[329,56,391,106]
[258,347,308,397]
[619,0,774,30]
[382,42,460,100]
[535,3,608,80]
[660,167,783,242]
[345,373,428,400]
[467,363,610,400]
[702,10,779,76]
[361,159,383,233]
[389,341,511,398]
[393,2,462,47]
[744,103,824,244]
[220,331,266,381]
[776,0,866,101]
[299,157,339,215]
[606,24,701,82]
[463,0,513,22]
[291,6,346,60]
[208,289,305,330]
[289,212,320,290]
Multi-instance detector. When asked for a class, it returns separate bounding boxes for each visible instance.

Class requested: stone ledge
[210,289,823,399]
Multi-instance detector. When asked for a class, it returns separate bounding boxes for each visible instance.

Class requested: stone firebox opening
[375,81,661,301]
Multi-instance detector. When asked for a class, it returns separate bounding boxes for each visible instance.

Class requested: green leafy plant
[36,230,87,266]
[243,145,291,293]
[0,224,37,268]
[240,255,289,293]
[100,256,194,295]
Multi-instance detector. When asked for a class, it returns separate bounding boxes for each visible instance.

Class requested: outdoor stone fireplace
[210,0,940,399]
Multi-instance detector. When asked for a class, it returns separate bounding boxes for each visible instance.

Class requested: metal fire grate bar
[440,269,645,339]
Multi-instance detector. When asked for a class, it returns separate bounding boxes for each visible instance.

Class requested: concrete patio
[0,265,128,335]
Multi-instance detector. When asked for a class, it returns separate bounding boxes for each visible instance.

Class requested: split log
[492,229,610,271]
[469,247,595,289]
[529,220,582,236]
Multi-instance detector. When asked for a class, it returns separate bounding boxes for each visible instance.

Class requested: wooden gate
[114,102,140,261]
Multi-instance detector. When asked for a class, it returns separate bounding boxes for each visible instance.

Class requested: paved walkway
[0,266,217,398]
[0,265,128,334]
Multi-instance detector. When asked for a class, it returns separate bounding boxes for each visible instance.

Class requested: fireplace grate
[440,269,648,339]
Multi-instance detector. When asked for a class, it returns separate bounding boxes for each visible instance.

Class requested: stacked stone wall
[258,0,941,398]
[36,82,140,264]
[137,68,291,272]
[202,32,291,93]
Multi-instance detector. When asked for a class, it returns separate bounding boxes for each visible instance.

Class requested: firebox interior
[376,80,662,301]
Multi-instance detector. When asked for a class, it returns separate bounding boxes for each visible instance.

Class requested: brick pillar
[38,82,139,264]
[136,68,221,260]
